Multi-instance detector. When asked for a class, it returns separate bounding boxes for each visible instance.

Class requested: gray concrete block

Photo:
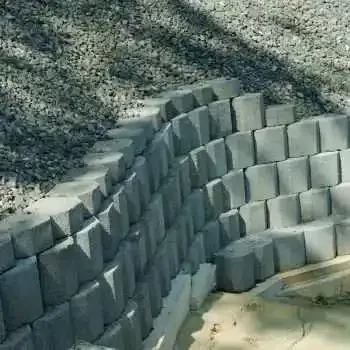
[186,233,206,275]
[93,139,135,169]
[277,157,309,195]
[265,104,295,126]
[84,151,126,183]
[131,156,151,211]
[233,93,265,131]
[71,341,114,350]
[161,122,175,168]
[207,77,241,100]
[107,127,146,155]
[300,188,330,222]
[239,201,267,235]
[202,221,221,262]
[38,237,78,306]
[95,321,125,350]
[0,256,43,331]
[255,126,288,163]
[0,233,14,274]
[219,209,241,246]
[222,170,246,210]
[189,146,208,188]
[117,241,136,299]
[74,217,103,284]
[144,134,163,193]
[310,151,340,188]
[0,326,34,350]
[303,221,336,264]
[134,282,153,339]
[165,229,180,279]
[287,119,319,157]
[142,214,157,262]
[188,106,210,148]
[117,115,154,142]
[120,301,143,350]
[32,302,74,350]
[172,215,189,263]
[154,240,172,297]
[26,197,84,239]
[176,155,192,202]
[98,258,125,326]
[215,240,255,292]
[204,179,224,220]
[187,189,206,232]
[145,264,163,318]
[160,89,194,114]
[208,99,233,138]
[206,138,227,180]
[0,213,53,258]
[225,131,255,170]
[181,203,195,244]
[267,194,301,228]
[111,185,130,239]
[71,281,104,343]
[136,106,162,131]
[180,83,214,106]
[318,114,349,151]
[124,171,141,224]
[143,97,177,121]
[245,163,278,201]
[335,218,350,256]
[0,301,5,342]
[340,149,350,182]
[331,183,350,215]
[172,113,193,156]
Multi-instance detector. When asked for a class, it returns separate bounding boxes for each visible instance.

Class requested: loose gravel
[1,0,350,218]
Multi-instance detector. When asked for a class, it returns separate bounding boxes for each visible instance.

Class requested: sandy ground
[177,292,350,350]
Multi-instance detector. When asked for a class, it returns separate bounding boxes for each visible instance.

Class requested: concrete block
[318,114,349,151]
[98,258,125,326]
[154,240,172,297]
[124,171,141,224]
[0,326,34,350]
[71,281,104,343]
[117,241,136,299]
[112,184,130,239]
[32,302,74,350]
[93,139,135,169]
[287,119,319,157]
[160,89,194,114]
[72,341,114,350]
[187,189,206,232]
[225,131,255,170]
[204,179,224,220]
[120,301,143,350]
[219,209,241,246]
[0,256,43,331]
[202,221,221,261]
[207,77,241,100]
[233,93,265,131]
[107,127,146,155]
[277,157,309,195]
[180,83,214,106]
[145,134,163,192]
[165,229,180,278]
[335,218,350,256]
[206,138,227,180]
[176,155,192,202]
[215,240,255,292]
[135,105,162,131]
[254,126,288,163]
[143,97,177,121]
[340,149,350,182]
[145,264,163,318]
[245,163,278,201]
[172,113,192,156]
[181,203,195,244]
[300,188,331,222]
[265,104,295,126]
[189,146,208,188]
[188,106,210,148]
[172,214,189,263]
[128,223,147,280]
[310,151,340,188]
[0,233,14,274]
[131,156,151,210]
[161,122,175,168]
[95,322,125,350]
[267,194,301,228]
[303,221,336,264]
[117,115,154,142]
[84,151,126,183]
[186,233,206,275]
[142,215,157,262]
[38,237,78,306]
[222,170,246,210]
[190,264,216,311]
[74,217,103,284]
[208,99,233,138]
[239,201,267,235]
[331,183,350,215]
[26,196,84,239]
[134,282,153,340]
[0,302,4,342]
[145,193,166,246]
[0,213,53,258]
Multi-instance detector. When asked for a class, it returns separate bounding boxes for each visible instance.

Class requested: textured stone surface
[335,218,350,256]
[180,83,214,106]
[189,146,208,188]
[204,179,224,220]
[206,138,227,180]
[222,170,246,210]
[112,185,130,240]
[310,151,340,188]
[160,89,194,114]
[208,99,233,138]
[239,201,267,235]
[207,78,241,100]
[300,188,331,222]
[187,106,210,148]
[219,209,241,246]
[172,113,193,156]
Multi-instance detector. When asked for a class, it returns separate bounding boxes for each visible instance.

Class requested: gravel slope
[1,0,350,217]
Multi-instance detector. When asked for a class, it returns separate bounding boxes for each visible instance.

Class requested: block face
[145,264,163,317]
[300,188,330,222]
[219,209,241,246]
[161,122,175,168]
[267,194,301,229]
[340,149,350,182]
[0,326,34,350]
[277,157,309,195]
[160,89,194,114]
[245,163,278,201]
[107,127,146,155]
[287,119,319,157]
[189,147,208,188]
[187,106,210,148]
[331,184,350,215]
[131,156,151,211]
[318,115,349,151]
[124,171,141,224]
[144,135,163,193]
[335,218,350,256]
[117,242,136,299]
[310,151,340,188]
[222,170,246,210]
[208,99,233,138]
[204,179,224,221]
[154,241,171,297]
[145,194,166,245]
[120,301,143,350]
[172,113,193,156]
[0,256,43,331]
[177,155,192,201]
[181,83,214,106]
[207,77,241,100]
[143,97,176,121]
[187,189,206,232]
[95,322,125,350]
[206,138,227,180]
[0,233,15,274]
[225,131,255,170]
[255,126,288,163]
[265,104,295,126]
[128,223,147,280]
[165,229,181,279]
[239,201,267,235]
[233,93,265,131]
[112,185,130,239]
[186,233,206,275]
[202,221,221,261]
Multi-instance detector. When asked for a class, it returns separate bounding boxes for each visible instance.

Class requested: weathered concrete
[208,99,233,138]
[219,209,241,246]
[265,104,295,126]
[300,188,331,222]
[239,201,267,234]
[310,151,340,188]
[187,106,210,148]
[222,169,245,210]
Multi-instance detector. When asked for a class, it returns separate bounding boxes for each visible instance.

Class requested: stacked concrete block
[186,233,206,275]
[202,221,221,262]
[335,218,350,256]
[208,99,233,138]
[265,104,295,126]
[70,281,104,343]
[287,119,319,157]
[117,115,155,142]
[131,156,151,211]
[161,122,175,169]
[239,201,267,235]
[144,265,163,318]
[166,227,181,278]
[0,213,53,258]
[172,113,193,156]
[124,171,141,224]
[107,127,147,155]
[254,126,288,163]
[143,97,177,121]
[95,321,125,350]
[219,209,241,246]
[0,302,4,342]
[222,170,246,210]
[331,183,350,215]
[0,326,34,350]
[277,157,309,195]
[299,188,331,222]
[267,194,301,228]
[145,194,166,246]
[180,83,214,106]
[32,302,74,350]
[225,131,255,170]
[111,185,129,239]
[181,204,195,245]
[172,215,189,263]
[159,89,194,114]
[128,223,147,280]
[189,146,208,188]
[206,138,227,180]
[177,155,192,202]
[153,241,171,297]
[0,233,14,274]
[310,151,340,188]
[120,301,143,350]
[188,106,210,148]
[186,189,206,232]
[340,149,350,182]
[233,93,265,131]
[204,179,224,220]
[206,77,241,100]
[117,242,136,299]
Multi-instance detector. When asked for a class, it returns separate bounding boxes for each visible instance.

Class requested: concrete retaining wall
[1,77,350,349]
